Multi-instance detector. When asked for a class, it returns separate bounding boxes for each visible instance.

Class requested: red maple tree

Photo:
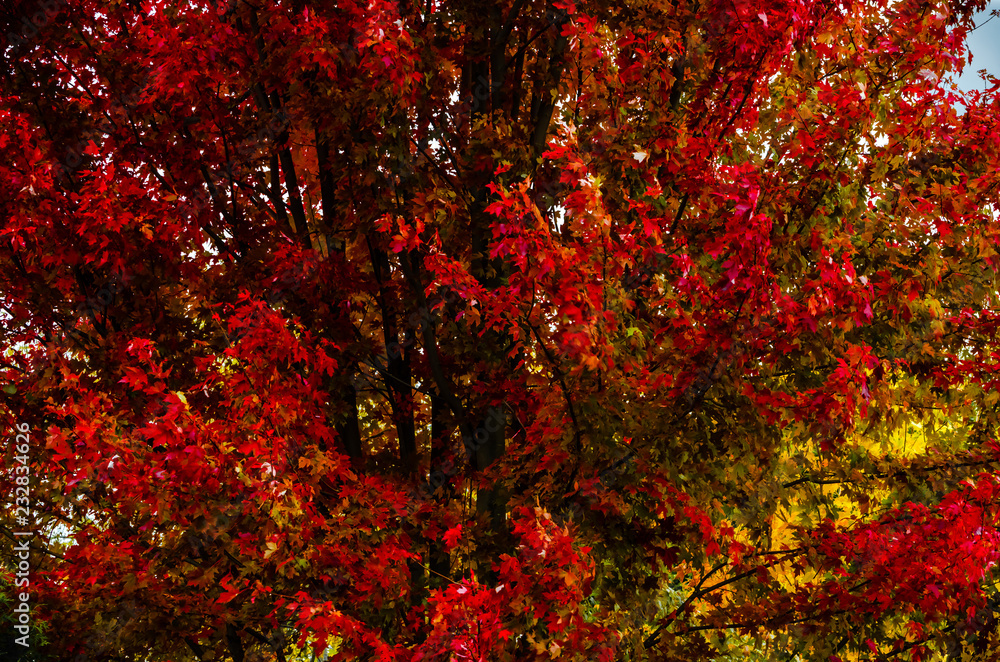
[2,0,1000,660]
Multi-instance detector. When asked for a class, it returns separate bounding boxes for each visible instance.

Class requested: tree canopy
[3,0,1000,659]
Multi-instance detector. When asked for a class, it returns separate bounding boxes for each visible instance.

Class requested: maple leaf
[442,524,463,551]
